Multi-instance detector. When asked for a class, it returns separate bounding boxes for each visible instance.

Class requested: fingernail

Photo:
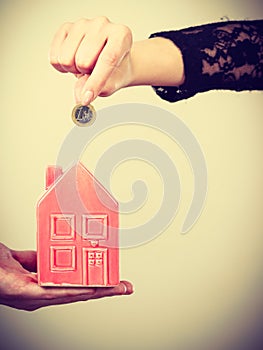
[81,90,94,105]
[120,281,134,295]
[122,284,127,294]
[127,284,134,295]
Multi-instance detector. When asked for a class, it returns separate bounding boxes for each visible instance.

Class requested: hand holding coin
[49,17,133,106]
[49,17,185,108]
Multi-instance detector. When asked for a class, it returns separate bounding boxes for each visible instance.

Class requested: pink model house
[37,162,119,287]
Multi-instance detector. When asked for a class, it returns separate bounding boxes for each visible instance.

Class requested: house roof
[37,162,118,213]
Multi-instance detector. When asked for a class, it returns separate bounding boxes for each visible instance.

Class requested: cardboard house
[37,162,119,287]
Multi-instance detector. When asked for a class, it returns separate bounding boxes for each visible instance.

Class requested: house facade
[37,163,119,287]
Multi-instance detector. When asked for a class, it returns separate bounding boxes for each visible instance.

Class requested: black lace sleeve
[149,20,263,102]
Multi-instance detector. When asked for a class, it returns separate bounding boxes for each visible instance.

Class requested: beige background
[1,0,263,349]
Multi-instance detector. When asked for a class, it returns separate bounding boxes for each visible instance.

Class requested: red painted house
[37,162,119,287]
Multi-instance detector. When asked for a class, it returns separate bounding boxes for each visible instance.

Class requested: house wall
[37,178,119,286]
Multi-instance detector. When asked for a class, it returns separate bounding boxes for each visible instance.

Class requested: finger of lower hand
[10,250,37,272]
[38,280,133,301]
[88,280,134,300]
[17,281,133,311]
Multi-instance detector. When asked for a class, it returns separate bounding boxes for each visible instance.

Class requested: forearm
[128,37,185,87]
[149,19,263,102]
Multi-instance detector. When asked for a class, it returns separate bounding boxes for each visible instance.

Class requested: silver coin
[72,104,96,126]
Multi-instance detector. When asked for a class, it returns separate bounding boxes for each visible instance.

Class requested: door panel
[83,248,107,286]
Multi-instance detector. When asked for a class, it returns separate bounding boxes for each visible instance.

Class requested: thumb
[11,250,37,273]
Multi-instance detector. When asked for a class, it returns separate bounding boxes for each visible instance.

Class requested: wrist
[128,37,185,87]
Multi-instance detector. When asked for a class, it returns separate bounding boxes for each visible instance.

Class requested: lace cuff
[149,20,263,102]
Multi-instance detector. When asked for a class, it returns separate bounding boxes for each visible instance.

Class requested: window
[50,246,76,271]
[50,214,75,240]
[82,214,108,240]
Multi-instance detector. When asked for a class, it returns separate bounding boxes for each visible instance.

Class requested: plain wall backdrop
[0,0,263,349]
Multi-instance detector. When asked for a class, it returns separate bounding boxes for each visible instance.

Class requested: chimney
[45,166,63,190]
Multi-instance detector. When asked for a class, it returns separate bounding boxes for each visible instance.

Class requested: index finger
[81,26,132,104]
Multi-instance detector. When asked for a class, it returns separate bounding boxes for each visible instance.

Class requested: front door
[83,248,107,286]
